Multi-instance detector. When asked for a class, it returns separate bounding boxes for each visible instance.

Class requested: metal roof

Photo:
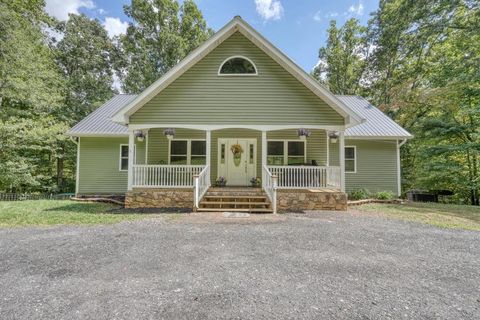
[67,94,412,139]
[67,95,135,136]
[339,95,412,139]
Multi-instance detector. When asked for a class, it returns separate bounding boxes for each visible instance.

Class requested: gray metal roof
[338,95,412,138]
[67,94,412,139]
[67,95,136,136]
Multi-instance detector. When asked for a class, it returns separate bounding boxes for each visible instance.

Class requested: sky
[44,0,379,72]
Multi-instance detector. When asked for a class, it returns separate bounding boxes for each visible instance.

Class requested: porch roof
[66,94,412,139]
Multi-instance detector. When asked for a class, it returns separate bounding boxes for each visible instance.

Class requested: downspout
[69,136,80,196]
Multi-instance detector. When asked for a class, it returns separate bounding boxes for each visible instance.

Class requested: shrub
[348,188,370,200]
[375,191,395,200]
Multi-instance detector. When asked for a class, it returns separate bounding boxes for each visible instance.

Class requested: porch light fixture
[134,130,145,142]
[329,131,339,143]
[297,128,311,140]
[163,128,175,140]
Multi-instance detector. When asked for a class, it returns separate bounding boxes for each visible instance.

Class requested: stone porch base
[277,189,347,211]
[125,188,193,209]
[125,188,347,211]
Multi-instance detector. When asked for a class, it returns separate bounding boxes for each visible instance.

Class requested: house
[67,16,412,213]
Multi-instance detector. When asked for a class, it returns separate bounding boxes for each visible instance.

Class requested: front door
[218,139,256,186]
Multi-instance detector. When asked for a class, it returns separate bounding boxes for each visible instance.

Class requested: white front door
[218,139,256,186]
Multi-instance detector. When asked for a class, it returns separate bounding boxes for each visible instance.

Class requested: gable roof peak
[111,16,364,127]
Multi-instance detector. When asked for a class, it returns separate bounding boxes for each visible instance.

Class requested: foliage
[55,14,118,123]
[348,188,370,200]
[215,176,227,186]
[312,18,368,95]
[375,191,395,200]
[317,0,480,205]
[117,0,213,93]
[0,200,149,226]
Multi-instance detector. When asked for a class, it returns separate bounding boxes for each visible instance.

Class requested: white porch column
[127,130,135,191]
[339,131,345,192]
[206,129,211,183]
[261,130,267,188]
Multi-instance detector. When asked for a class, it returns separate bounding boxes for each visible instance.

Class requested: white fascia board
[112,16,364,126]
[65,132,128,137]
[127,123,347,131]
[345,135,414,140]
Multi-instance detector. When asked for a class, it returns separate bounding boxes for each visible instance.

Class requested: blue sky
[45,0,379,72]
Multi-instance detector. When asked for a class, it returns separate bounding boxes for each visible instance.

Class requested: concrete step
[196,207,273,213]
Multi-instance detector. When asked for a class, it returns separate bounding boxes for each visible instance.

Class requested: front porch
[125,126,347,212]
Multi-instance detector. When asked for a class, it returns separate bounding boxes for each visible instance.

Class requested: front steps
[197,187,273,213]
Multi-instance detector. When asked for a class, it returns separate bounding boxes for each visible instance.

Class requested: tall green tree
[312,18,368,95]
[118,0,213,93]
[55,14,118,122]
[0,0,69,193]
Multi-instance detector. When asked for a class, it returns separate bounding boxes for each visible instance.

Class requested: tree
[55,14,118,122]
[118,0,213,93]
[0,0,69,193]
[312,18,368,95]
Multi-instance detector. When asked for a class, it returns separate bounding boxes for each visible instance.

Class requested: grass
[0,200,152,227]
[358,202,480,231]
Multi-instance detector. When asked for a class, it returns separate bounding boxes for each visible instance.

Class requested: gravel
[0,212,479,319]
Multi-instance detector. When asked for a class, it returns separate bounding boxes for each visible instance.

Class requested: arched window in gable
[218,56,257,75]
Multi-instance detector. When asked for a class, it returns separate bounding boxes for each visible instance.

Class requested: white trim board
[111,16,364,126]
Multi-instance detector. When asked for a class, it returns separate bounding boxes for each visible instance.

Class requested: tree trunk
[57,157,64,192]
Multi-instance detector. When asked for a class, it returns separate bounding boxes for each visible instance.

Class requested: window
[220,143,226,164]
[169,140,206,165]
[219,56,257,75]
[267,141,306,165]
[345,146,356,173]
[119,144,135,171]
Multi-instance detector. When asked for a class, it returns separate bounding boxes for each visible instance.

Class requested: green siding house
[67,17,412,213]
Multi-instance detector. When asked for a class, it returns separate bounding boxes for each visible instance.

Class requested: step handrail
[262,165,277,214]
[194,165,210,209]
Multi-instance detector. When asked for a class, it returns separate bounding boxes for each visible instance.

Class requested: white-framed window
[119,144,136,171]
[345,146,356,173]
[267,140,306,165]
[169,139,206,165]
[218,56,258,76]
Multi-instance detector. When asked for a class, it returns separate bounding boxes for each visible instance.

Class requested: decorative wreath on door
[230,143,244,167]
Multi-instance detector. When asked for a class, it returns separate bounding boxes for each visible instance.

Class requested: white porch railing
[268,166,341,189]
[132,165,205,188]
[262,165,277,214]
[194,165,210,208]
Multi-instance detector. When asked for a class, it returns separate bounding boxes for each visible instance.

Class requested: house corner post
[339,131,345,193]
[127,130,135,191]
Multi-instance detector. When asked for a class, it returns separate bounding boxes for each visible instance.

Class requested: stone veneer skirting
[277,189,347,211]
[125,188,193,209]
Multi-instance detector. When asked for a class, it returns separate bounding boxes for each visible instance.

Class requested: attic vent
[218,56,257,75]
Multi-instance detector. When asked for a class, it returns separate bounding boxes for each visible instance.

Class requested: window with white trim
[169,140,206,165]
[345,146,356,173]
[267,140,306,165]
[119,144,136,171]
[219,56,257,75]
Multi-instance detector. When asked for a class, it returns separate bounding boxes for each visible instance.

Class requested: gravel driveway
[0,212,479,319]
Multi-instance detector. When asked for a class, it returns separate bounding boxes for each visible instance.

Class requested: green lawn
[0,200,151,227]
[358,202,480,231]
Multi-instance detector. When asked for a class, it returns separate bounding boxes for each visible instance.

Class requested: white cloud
[313,10,322,22]
[103,17,128,37]
[255,0,284,21]
[325,12,339,18]
[45,0,95,20]
[348,1,364,16]
[97,8,106,15]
